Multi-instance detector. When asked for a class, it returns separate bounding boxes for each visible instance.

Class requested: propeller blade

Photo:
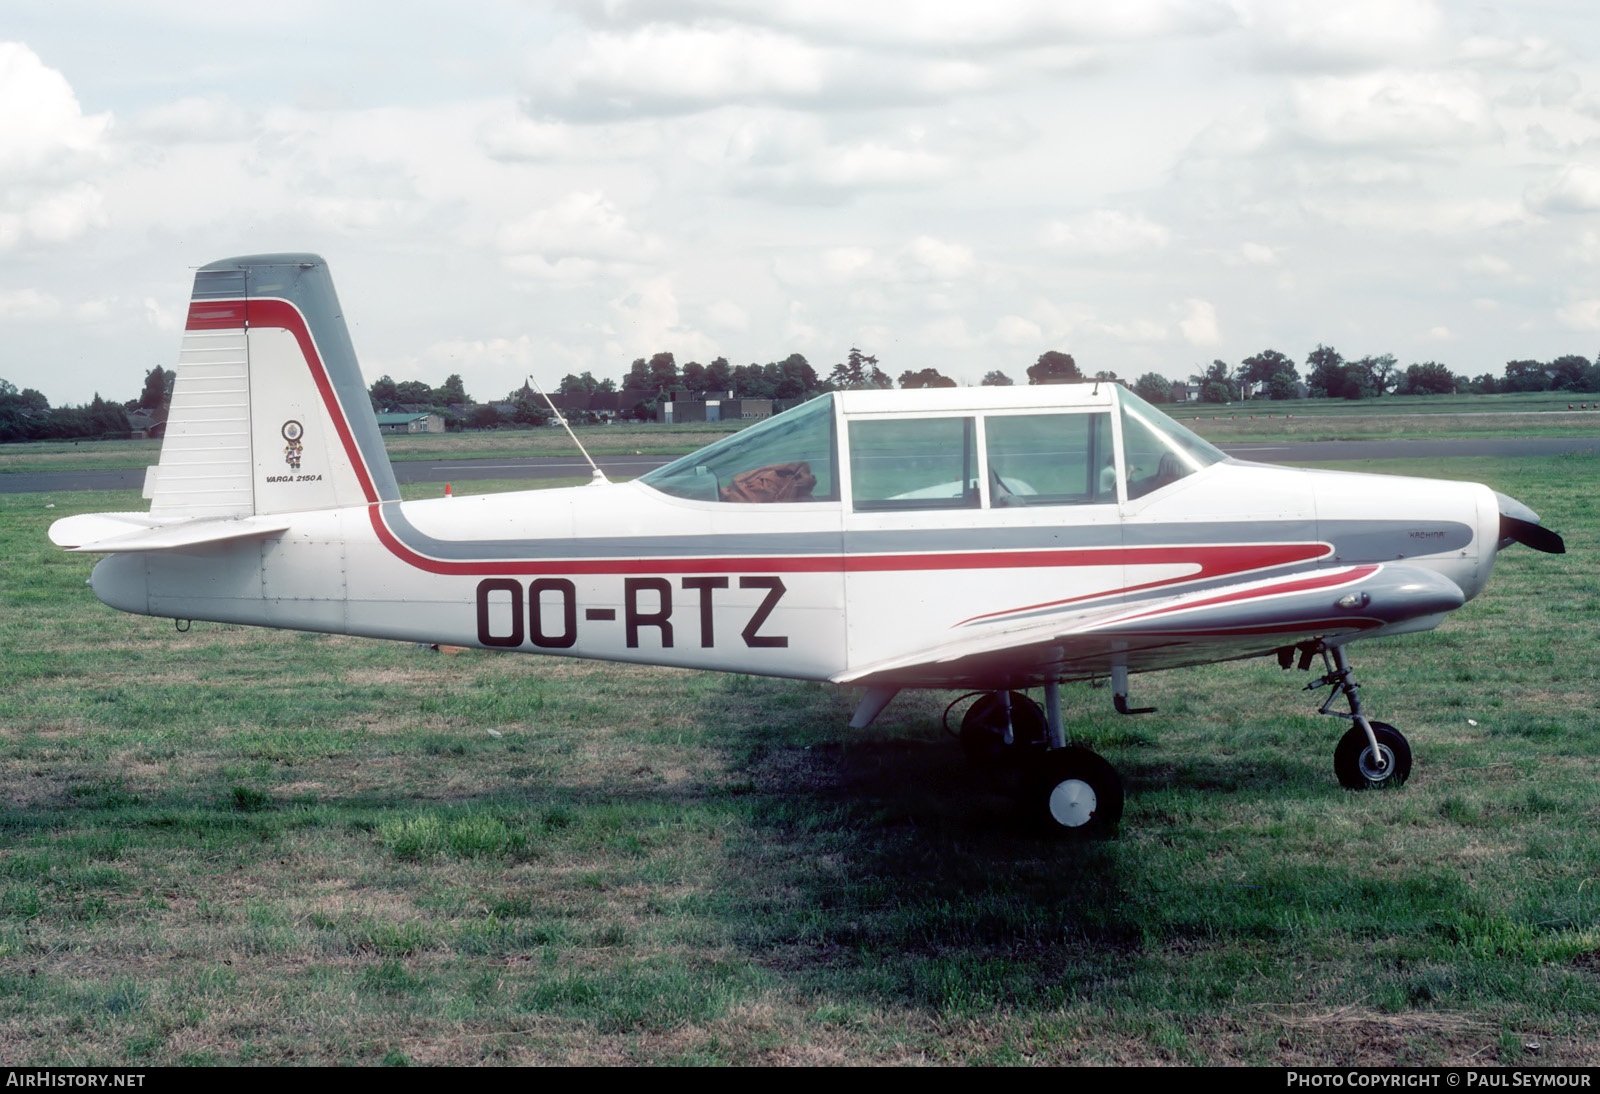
[1499,514,1566,554]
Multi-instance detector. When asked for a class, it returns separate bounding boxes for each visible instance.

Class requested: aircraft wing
[832,563,1466,689]
[47,512,292,553]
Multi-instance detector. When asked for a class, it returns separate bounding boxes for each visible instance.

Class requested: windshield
[641,394,839,503]
[1116,387,1227,499]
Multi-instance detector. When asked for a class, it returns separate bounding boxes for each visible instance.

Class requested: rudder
[146,253,400,519]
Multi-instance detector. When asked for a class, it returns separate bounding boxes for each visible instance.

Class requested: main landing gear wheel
[1028,747,1123,837]
[960,691,1046,768]
[1333,721,1411,790]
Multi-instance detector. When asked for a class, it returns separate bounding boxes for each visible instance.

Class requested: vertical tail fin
[146,253,400,519]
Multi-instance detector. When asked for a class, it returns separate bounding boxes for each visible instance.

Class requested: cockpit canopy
[640,384,1225,509]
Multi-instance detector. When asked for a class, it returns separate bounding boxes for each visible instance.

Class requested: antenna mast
[529,376,609,485]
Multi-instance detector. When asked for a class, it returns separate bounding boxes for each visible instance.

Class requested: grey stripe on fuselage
[378,500,1471,565]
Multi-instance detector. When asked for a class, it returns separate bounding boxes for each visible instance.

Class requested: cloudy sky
[6,0,1600,406]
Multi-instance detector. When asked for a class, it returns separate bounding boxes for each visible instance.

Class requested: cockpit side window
[641,394,839,503]
[986,412,1114,507]
[849,417,979,511]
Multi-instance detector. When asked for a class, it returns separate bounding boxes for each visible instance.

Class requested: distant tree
[504,387,551,427]
[369,374,399,410]
[1337,354,1397,397]
[138,366,169,411]
[1191,360,1234,403]
[1239,349,1293,388]
[1501,359,1549,393]
[731,363,776,398]
[1468,372,1499,395]
[980,370,1013,386]
[1265,370,1300,401]
[773,353,819,399]
[898,368,957,389]
[1396,361,1456,395]
[467,404,503,430]
[622,352,679,392]
[558,370,615,396]
[679,361,708,394]
[394,380,434,405]
[87,393,129,436]
[703,356,732,393]
[435,373,469,405]
[0,379,51,442]
[1550,354,1592,391]
[1027,350,1082,385]
[826,348,891,390]
[1306,345,1372,399]
[1133,373,1173,403]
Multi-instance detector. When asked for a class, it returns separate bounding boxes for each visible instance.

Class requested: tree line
[10,341,1599,444]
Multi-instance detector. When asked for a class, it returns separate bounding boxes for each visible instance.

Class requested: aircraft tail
[144,253,400,519]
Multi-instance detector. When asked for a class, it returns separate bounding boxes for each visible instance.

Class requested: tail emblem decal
[282,420,304,470]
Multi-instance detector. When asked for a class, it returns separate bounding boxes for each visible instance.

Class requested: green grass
[0,454,1594,1064]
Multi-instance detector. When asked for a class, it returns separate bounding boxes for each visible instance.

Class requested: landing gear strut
[1306,644,1412,790]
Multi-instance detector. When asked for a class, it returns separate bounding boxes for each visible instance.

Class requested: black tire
[1334,721,1411,790]
[1028,747,1123,836]
[960,691,1046,768]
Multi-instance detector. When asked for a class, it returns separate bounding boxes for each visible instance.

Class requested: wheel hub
[1358,745,1393,782]
[1047,778,1098,828]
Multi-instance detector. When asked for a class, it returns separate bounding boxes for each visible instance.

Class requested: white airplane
[50,254,1565,835]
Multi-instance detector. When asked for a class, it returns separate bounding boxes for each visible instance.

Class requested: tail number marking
[475,576,788,651]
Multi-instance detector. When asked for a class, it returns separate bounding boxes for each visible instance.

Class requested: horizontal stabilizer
[48,511,290,553]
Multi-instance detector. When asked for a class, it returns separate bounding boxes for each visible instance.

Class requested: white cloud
[900,236,974,280]
[1556,299,1600,331]
[1457,34,1565,72]
[0,183,106,248]
[606,277,720,362]
[1177,299,1219,346]
[705,299,749,331]
[1526,165,1600,214]
[560,0,1232,52]
[1044,210,1170,254]
[0,42,112,174]
[522,23,992,121]
[1424,325,1453,340]
[0,43,112,251]
[992,315,1043,345]
[498,191,662,267]
[1237,0,1446,69]
[0,288,63,321]
[1236,242,1278,266]
[130,95,256,143]
[1286,70,1496,148]
[725,114,958,202]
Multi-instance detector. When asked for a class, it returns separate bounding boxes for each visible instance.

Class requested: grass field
[0,454,1595,1065]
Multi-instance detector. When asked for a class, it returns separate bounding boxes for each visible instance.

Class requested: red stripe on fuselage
[185,297,382,505]
[953,541,1332,625]
[1103,564,1381,627]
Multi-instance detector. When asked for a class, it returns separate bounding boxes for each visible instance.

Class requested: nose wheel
[1333,721,1411,790]
[1028,746,1123,836]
